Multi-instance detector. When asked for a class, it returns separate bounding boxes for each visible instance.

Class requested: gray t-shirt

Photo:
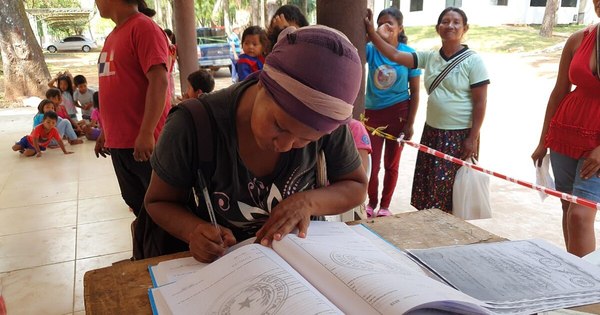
[151,78,361,241]
[73,88,96,118]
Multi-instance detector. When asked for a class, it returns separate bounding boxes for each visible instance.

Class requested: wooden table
[83,209,599,314]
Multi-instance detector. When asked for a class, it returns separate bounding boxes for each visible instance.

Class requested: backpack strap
[175,98,217,217]
[428,49,476,95]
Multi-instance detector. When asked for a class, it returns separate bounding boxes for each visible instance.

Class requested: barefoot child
[83,92,102,140]
[73,75,96,120]
[37,96,83,145]
[13,111,73,157]
[46,88,85,142]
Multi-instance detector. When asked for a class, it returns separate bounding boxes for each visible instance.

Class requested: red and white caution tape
[363,122,600,211]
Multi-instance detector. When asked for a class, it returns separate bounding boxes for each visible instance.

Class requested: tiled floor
[0,52,599,314]
[0,107,133,315]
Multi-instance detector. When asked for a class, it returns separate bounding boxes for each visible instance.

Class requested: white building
[372,0,599,26]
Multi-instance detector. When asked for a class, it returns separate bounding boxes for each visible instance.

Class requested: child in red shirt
[12,111,73,157]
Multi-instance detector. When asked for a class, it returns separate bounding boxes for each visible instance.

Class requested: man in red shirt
[95,0,171,259]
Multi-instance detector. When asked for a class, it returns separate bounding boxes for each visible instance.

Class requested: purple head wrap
[258,25,362,133]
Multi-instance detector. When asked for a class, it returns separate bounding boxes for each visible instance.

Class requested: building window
[446,0,463,7]
[530,0,547,7]
[410,0,423,11]
[495,0,508,5]
[561,0,577,7]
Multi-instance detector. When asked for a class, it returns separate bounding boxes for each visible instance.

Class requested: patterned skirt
[410,124,475,213]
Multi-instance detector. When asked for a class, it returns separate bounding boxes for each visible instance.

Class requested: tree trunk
[250,0,259,25]
[0,0,50,101]
[317,0,367,118]
[211,0,223,27]
[223,0,231,32]
[260,0,265,28]
[539,0,559,38]
[297,0,308,18]
[266,0,278,27]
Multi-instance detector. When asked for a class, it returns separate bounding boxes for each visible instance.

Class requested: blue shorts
[16,136,46,152]
[550,150,600,203]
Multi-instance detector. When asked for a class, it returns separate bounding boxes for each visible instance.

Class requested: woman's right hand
[188,222,236,263]
[531,144,548,167]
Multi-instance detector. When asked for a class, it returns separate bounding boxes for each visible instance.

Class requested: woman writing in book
[531,0,600,257]
[364,7,489,214]
[145,26,367,262]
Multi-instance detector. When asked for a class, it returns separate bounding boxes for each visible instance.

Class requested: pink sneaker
[376,208,392,217]
[366,205,375,218]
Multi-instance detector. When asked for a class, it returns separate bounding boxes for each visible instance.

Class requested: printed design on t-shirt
[237,182,282,223]
[214,192,231,211]
[373,65,397,90]
[98,51,116,77]
[361,134,371,146]
[281,166,313,196]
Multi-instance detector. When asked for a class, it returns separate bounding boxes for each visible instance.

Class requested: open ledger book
[148,221,600,315]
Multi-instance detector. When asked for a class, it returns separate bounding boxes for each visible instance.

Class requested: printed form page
[155,244,342,314]
[273,221,491,315]
[409,239,600,313]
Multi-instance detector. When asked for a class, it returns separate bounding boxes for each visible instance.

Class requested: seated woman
[145,25,367,263]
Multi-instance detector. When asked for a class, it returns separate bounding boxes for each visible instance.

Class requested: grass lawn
[406,24,586,53]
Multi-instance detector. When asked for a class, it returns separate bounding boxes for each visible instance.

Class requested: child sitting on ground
[236,26,268,81]
[82,92,101,140]
[46,88,84,137]
[73,75,96,120]
[13,111,73,157]
[35,98,84,145]
[178,69,215,101]
[48,71,78,120]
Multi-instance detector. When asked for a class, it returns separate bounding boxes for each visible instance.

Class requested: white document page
[155,243,342,314]
[350,224,450,281]
[274,221,491,315]
[149,237,256,287]
[409,239,600,313]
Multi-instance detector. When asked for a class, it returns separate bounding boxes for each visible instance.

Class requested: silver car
[46,36,97,53]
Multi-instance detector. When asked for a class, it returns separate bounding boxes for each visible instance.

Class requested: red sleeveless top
[545,25,600,159]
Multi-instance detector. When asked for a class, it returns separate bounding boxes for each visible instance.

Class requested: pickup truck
[197,27,232,72]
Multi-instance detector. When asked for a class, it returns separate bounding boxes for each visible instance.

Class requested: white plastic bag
[452,159,492,220]
[535,154,555,202]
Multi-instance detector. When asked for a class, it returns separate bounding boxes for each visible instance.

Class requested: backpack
[132,97,217,260]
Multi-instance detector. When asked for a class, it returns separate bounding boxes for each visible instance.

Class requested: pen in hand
[197,173,222,243]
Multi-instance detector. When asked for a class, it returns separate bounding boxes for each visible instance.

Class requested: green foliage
[24,0,80,9]
[196,0,217,27]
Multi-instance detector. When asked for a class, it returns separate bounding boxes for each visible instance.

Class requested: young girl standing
[364,7,421,217]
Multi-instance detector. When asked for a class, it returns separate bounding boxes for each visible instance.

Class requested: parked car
[46,36,97,53]
[196,27,232,72]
